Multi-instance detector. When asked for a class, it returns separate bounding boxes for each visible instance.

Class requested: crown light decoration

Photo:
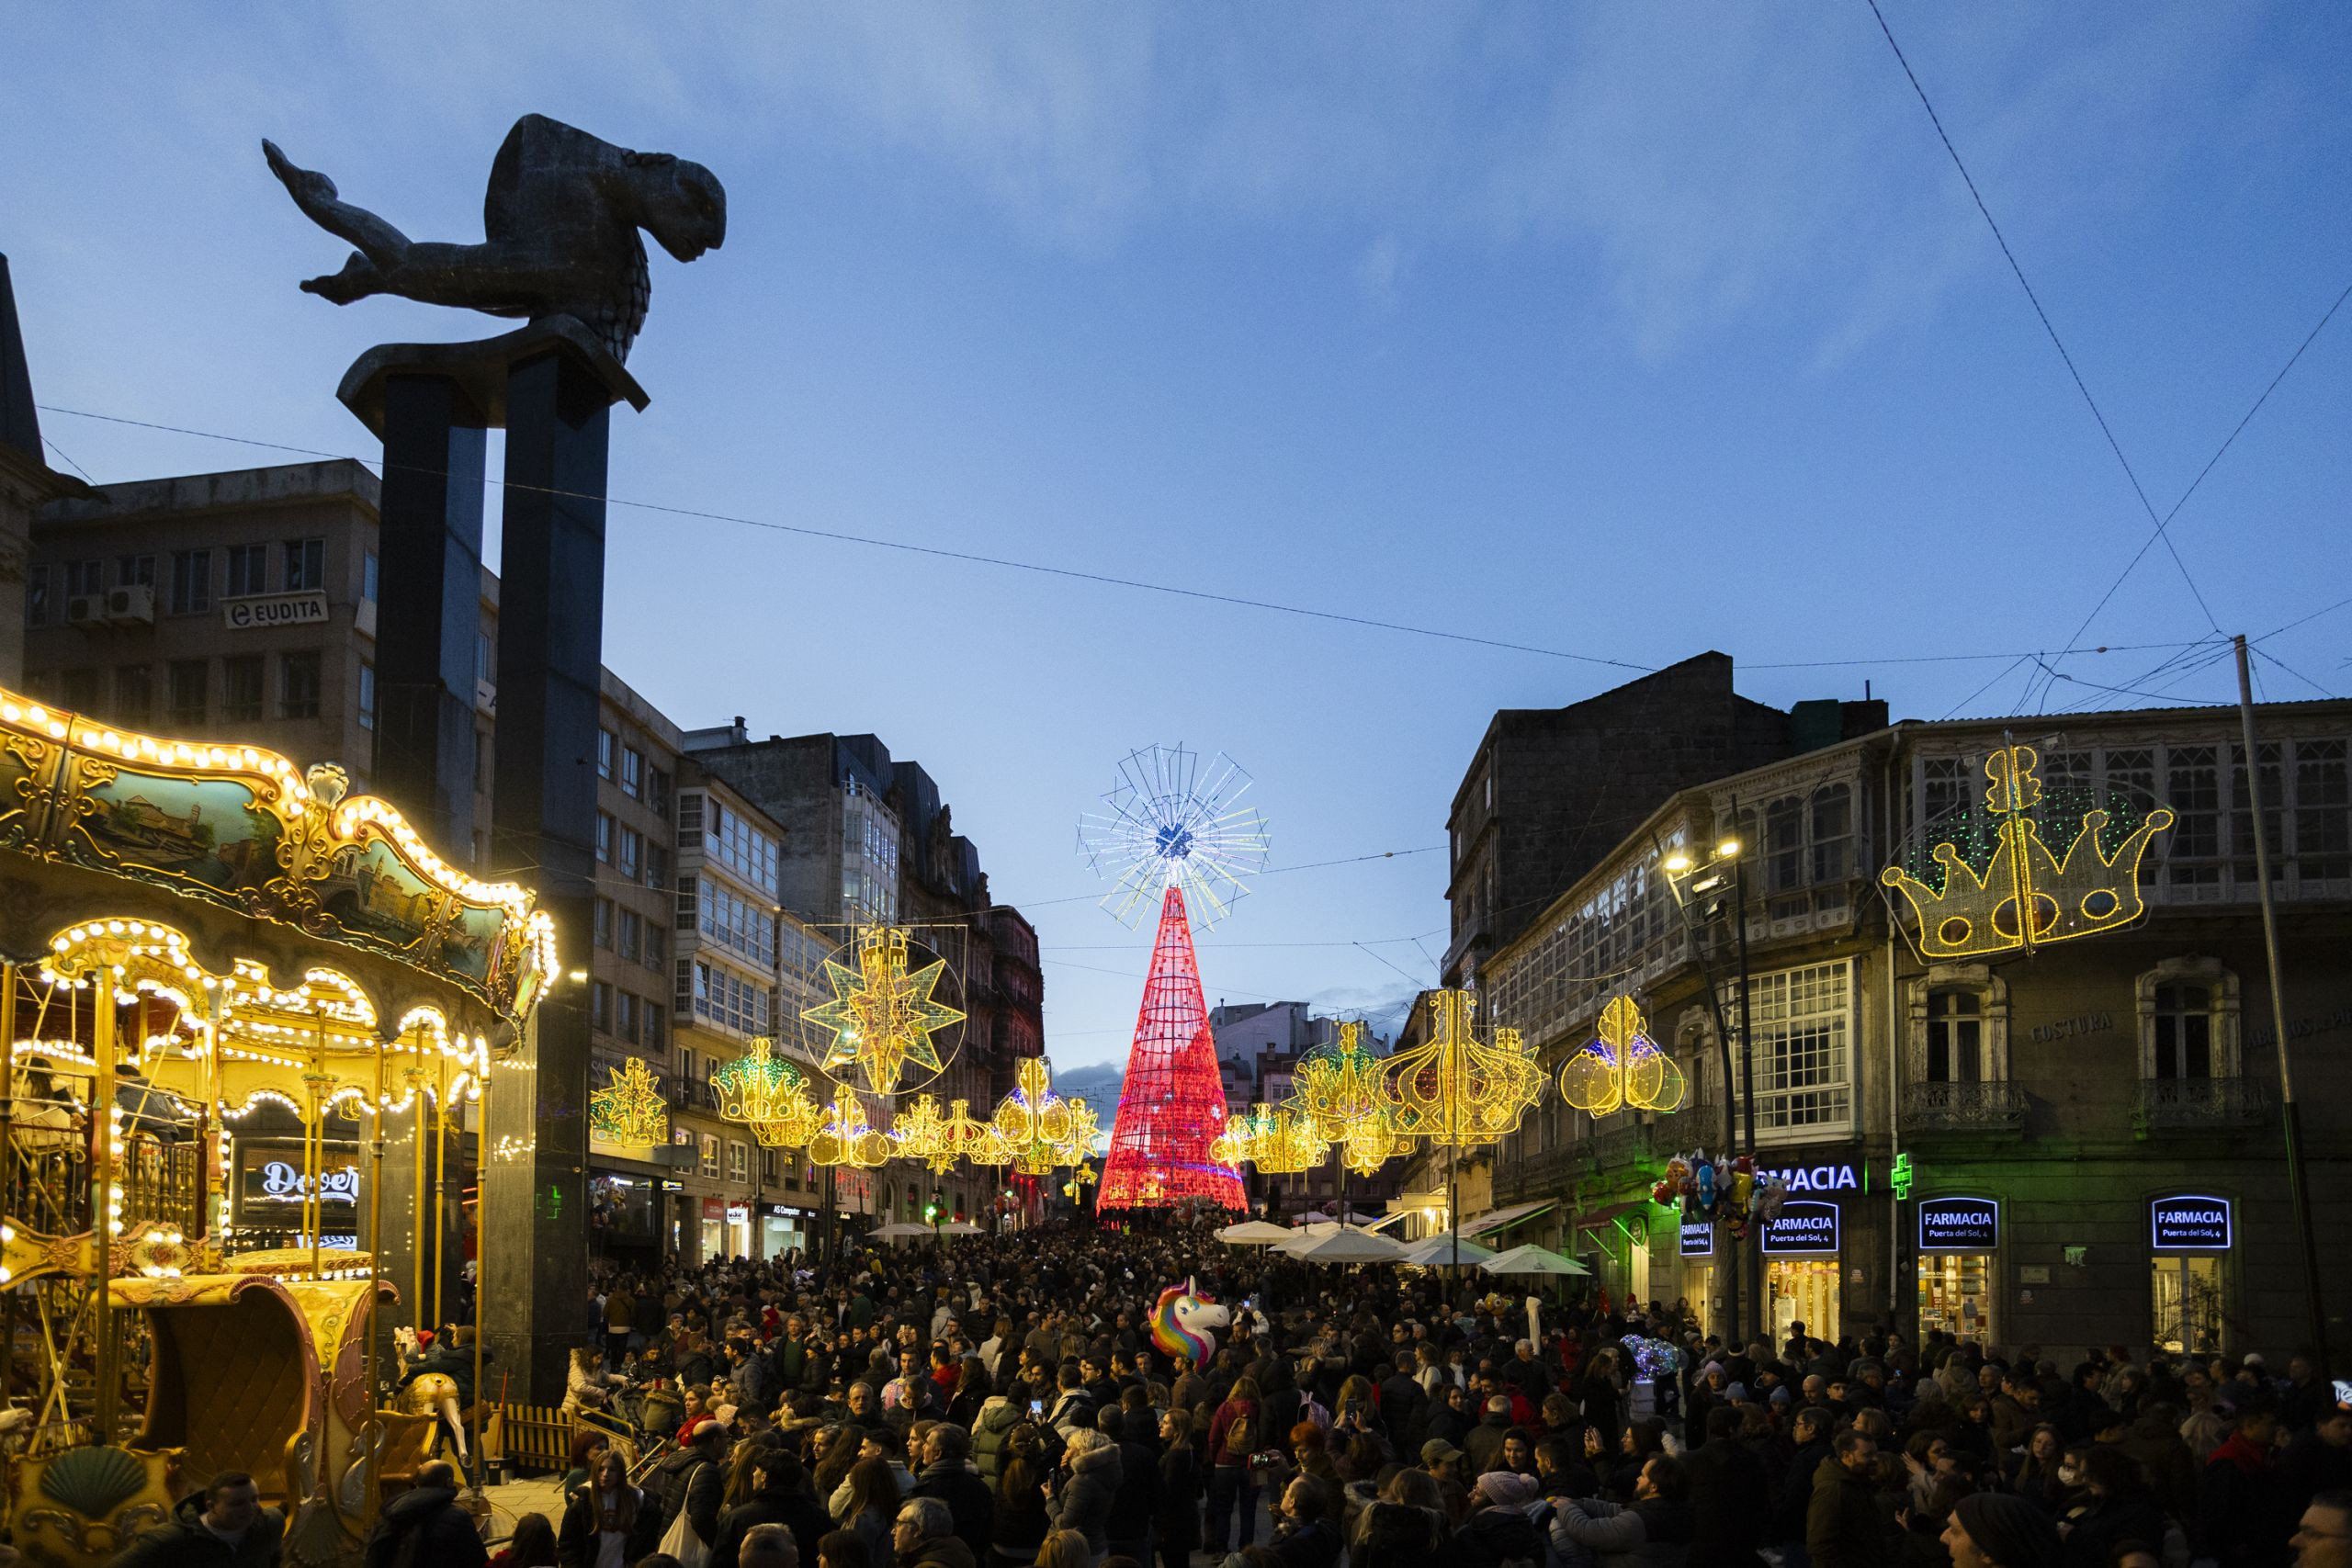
[711,1036,821,1148]
[891,1095,957,1174]
[807,1097,892,1168]
[1880,743,2174,961]
[589,1058,670,1148]
[803,927,965,1094]
[993,1056,1078,1175]
[1559,997,1688,1116]
[1289,1021,1408,1175]
[1385,989,1544,1148]
[1236,1104,1325,1174]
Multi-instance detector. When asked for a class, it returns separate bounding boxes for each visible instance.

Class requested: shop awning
[1459,1200,1558,1238]
[1573,1199,1654,1246]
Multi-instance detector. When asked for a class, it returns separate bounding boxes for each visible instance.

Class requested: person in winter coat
[710,1449,832,1568]
[2056,1444,2164,1568]
[1353,1470,1450,1568]
[1097,1409,1159,1565]
[1464,1398,1517,1476]
[1269,1479,1342,1568]
[1805,1431,1887,1568]
[1939,1493,2064,1568]
[1043,1428,1123,1560]
[1205,1375,1266,1555]
[1680,1408,1770,1567]
[655,1419,730,1558]
[1773,1408,1834,1555]
[1546,1453,1699,1568]
[112,1472,285,1568]
[1153,1409,1202,1568]
[974,1399,1028,1487]
[560,1450,665,1568]
[364,1461,489,1568]
[991,1429,1053,1568]
[895,1497,979,1568]
[844,1457,906,1568]
[911,1423,998,1568]
[2198,1406,2294,1568]
[1446,1470,1547,1568]
[1427,1386,1476,1451]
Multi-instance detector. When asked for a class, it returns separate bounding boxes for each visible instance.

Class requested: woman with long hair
[491,1512,558,1567]
[558,1450,662,1568]
[948,1358,990,1430]
[1034,1529,1092,1568]
[992,1429,1053,1568]
[723,1437,767,1509]
[1153,1407,1200,1568]
[1205,1373,1264,1556]
[814,1423,862,1503]
[844,1454,903,1568]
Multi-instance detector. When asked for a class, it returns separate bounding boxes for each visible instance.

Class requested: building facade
[1478,689,2352,1359]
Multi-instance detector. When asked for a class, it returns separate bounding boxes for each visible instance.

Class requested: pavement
[473,1472,570,1546]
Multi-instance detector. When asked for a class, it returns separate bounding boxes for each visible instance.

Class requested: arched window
[1901,964,2010,1090]
[1926,990,1984,1083]
[2134,959,2241,1081]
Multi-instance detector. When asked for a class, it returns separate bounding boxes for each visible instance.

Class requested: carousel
[0,686,553,1564]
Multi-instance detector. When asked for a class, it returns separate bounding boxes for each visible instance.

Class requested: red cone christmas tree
[1097,886,1245,1210]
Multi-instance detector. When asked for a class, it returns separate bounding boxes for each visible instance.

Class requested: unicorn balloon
[1151,1278,1229,1365]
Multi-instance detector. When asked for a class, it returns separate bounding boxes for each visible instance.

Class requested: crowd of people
[106,1218,2352,1568]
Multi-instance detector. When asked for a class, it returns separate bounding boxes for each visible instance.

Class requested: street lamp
[1663,828,1756,1348]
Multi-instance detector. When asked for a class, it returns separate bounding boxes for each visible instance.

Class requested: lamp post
[1664,829,1756,1349]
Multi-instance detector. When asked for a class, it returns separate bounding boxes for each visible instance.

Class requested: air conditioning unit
[106,585,155,625]
[65,594,104,626]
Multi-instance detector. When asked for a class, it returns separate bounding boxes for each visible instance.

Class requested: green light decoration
[802,927,967,1094]
[1892,1152,1914,1201]
[588,1057,669,1148]
[711,1036,821,1147]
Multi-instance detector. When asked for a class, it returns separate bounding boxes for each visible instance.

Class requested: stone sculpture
[264,114,725,362]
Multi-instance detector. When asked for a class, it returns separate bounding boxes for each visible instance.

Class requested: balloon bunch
[1650,1149,1788,1239]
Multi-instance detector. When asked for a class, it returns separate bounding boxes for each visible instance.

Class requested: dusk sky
[6,6,2347,1071]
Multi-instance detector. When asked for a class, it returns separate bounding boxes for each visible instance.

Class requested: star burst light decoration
[711,1036,823,1146]
[589,1058,669,1148]
[1385,989,1544,1148]
[1079,745,1271,930]
[1208,1111,1254,1169]
[1558,998,1688,1116]
[802,927,966,1094]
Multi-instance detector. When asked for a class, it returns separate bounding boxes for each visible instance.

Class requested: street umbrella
[1478,1242,1591,1277]
[943,1221,986,1235]
[871,1222,933,1238]
[1216,1220,1295,1246]
[1276,1226,1408,1264]
[1398,1235,1497,1269]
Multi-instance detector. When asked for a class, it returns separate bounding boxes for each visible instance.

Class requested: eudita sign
[2151,1195,2232,1251]
[1761,1201,1840,1255]
[1679,1220,1713,1258]
[1917,1198,1999,1252]
[223,591,330,630]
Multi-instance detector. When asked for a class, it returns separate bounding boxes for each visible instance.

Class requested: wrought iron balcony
[671,1077,718,1113]
[1902,1080,2029,1134]
[1495,1146,1579,1204]
[2133,1077,2270,1134]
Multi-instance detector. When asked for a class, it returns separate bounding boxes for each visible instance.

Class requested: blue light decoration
[1626,1337,1680,1380]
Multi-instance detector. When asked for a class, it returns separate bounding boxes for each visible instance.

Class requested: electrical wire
[2251,646,2337,703]
[1861,0,2223,645]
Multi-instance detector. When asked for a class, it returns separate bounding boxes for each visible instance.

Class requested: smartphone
[1030,1399,1045,1416]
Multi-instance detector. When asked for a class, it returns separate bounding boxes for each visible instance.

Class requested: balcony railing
[1496,1146,1580,1204]
[1902,1080,2029,1134]
[671,1078,718,1113]
[2133,1077,2270,1134]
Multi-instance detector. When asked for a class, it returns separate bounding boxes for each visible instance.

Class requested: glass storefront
[1917,1253,1995,1345]
[2150,1194,2233,1354]
[1765,1258,1841,1342]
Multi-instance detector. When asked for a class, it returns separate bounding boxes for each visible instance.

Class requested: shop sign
[2151,1195,2231,1251]
[240,1146,359,1209]
[223,590,330,630]
[660,1179,684,1191]
[726,1204,751,1223]
[1679,1220,1713,1257]
[1918,1197,1999,1253]
[1760,1201,1839,1255]
[701,1197,726,1220]
[1755,1160,1862,1193]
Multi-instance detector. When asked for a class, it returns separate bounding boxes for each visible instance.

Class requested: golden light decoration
[1385,989,1544,1148]
[1339,1124,1410,1176]
[1238,1104,1326,1174]
[992,1057,1075,1175]
[1881,743,2174,961]
[1063,1162,1098,1202]
[1055,1098,1103,1169]
[1207,1111,1254,1169]
[1288,1021,1394,1141]
[802,927,966,1094]
[589,1058,670,1148]
[1558,997,1688,1116]
[891,1095,957,1174]
[941,1099,1001,1167]
[710,1036,822,1148]
[807,1098,893,1169]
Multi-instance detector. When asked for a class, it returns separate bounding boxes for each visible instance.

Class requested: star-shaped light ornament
[589,1058,669,1149]
[802,927,965,1095]
[892,1095,958,1174]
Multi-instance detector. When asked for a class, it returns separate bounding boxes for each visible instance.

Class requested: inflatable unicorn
[1150,1278,1229,1365]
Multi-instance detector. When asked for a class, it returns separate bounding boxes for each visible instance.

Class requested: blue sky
[6,5,2348,1069]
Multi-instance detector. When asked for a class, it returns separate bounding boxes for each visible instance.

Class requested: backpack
[1223,1408,1257,1461]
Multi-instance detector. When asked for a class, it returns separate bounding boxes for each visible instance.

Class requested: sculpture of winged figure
[264,114,725,363]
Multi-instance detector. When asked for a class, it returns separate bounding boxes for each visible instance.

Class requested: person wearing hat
[1544,1453,1696,1566]
[1418,1442,1472,1529]
[1449,1471,1544,1568]
[1939,1491,2061,1568]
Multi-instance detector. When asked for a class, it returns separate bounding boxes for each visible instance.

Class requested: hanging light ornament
[807,1097,892,1169]
[1558,998,1688,1116]
[891,1094,957,1174]
[1238,1104,1325,1174]
[1055,1097,1103,1170]
[801,927,966,1094]
[1385,989,1543,1148]
[1289,1021,1405,1173]
[710,1036,823,1147]
[940,1099,1001,1168]
[1207,1112,1255,1169]
[992,1057,1075,1175]
[588,1058,669,1148]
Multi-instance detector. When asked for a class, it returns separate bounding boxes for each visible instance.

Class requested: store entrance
[2152,1255,2224,1354]
[1917,1254,1996,1348]
[1766,1258,1840,1344]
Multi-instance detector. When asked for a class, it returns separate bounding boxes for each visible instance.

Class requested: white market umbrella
[871,1222,933,1239]
[1277,1227,1408,1264]
[1399,1235,1497,1269]
[1478,1243,1591,1277]
[942,1221,985,1235]
[1216,1220,1295,1246]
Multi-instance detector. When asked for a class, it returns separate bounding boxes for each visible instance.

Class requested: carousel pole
[308,1013,327,1277]
[364,1030,388,1526]
[0,960,15,1415]
[433,1058,447,1341]
[92,967,118,1442]
[203,990,225,1246]
[412,1052,429,1336]
[469,1047,489,1492]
